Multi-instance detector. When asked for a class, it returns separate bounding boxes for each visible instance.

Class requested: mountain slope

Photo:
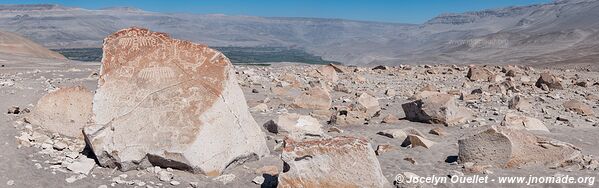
[0,1,597,69]
[0,30,66,60]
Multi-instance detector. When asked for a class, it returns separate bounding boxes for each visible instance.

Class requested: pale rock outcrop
[402,92,472,126]
[83,27,269,175]
[26,86,93,138]
[291,87,332,111]
[501,113,549,132]
[458,126,581,168]
[278,136,390,188]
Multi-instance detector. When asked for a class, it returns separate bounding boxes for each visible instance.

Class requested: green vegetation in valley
[52,47,338,65]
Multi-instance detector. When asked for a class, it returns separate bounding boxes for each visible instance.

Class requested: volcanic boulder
[83,27,269,175]
[458,126,580,168]
[26,86,93,138]
[278,136,390,187]
[402,92,472,126]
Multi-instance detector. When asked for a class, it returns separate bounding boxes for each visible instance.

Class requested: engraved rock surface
[458,126,581,168]
[26,86,93,138]
[83,27,269,175]
[278,136,390,188]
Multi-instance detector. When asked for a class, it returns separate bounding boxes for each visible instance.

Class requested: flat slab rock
[458,126,581,168]
[26,86,93,138]
[84,27,269,175]
[278,136,390,188]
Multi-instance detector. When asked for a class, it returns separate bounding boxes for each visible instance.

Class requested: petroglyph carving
[84,27,269,175]
[138,66,176,80]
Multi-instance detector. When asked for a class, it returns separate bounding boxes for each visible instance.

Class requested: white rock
[252,176,265,185]
[158,171,173,182]
[66,157,95,175]
[274,113,325,139]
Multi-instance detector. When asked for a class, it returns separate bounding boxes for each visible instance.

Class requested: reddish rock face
[84,27,268,175]
[278,136,389,188]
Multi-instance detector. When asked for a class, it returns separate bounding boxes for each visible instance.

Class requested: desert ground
[1,44,598,188]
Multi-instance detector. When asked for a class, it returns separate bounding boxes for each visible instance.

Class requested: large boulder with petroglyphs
[83,27,269,176]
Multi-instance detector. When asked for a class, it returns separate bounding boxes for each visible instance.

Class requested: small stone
[377,129,407,140]
[385,89,396,97]
[557,117,570,122]
[381,114,399,124]
[252,176,265,185]
[170,181,180,186]
[65,175,78,183]
[133,180,146,186]
[7,106,20,114]
[66,157,95,175]
[53,141,68,150]
[429,127,446,136]
[404,157,417,164]
[158,171,173,182]
[375,144,394,155]
[406,135,435,149]
[6,180,14,186]
[327,127,343,133]
[97,185,108,188]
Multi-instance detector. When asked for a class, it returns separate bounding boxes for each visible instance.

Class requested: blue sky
[2,0,551,23]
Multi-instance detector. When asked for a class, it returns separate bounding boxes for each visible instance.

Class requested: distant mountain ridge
[0,1,597,69]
